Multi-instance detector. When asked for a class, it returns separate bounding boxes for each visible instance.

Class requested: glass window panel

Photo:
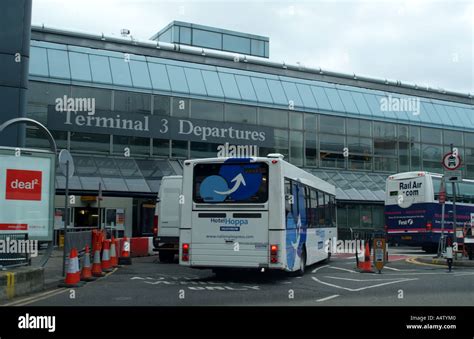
[465,132,474,147]
[337,90,359,114]
[171,97,189,117]
[290,131,303,166]
[27,104,48,124]
[251,39,265,56]
[235,75,257,102]
[113,135,150,156]
[129,60,152,89]
[218,73,241,99]
[320,133,344,152]
[68,52,91,82]
[361,205,372,228]
[179,27,191,44]
[422,144,442,161]
[347,136,372,154]
[347,205,360,228]
[274,129,289,158]
[74,156,104,191]
[431,103,455,126]
[398,125,409,141]
[311,86,332,111]
[351,92,372,116]
[289,112,303,130]
[193,29,221,49]
[70,132,110,153]
[183,68,207,96]
[171,140,188,158]
[373,121,396,139]
[109,57,132,86]
[305,132,317,166]
[258,108,288,128]
[323,87,346,113]
[71,86,111,111]
[304,114,317,132]
[223,35,250,54]
[411,143,421,169]
[47,49,70,79]
[201,70,224,97]
[399,141,409,172]
[190,141,219,158]
[266,79,288,105]
[30,47,49,76]
[320,115,345,134]
[346,118,371,137]
[440,105,463,127]
[295,84,318,109]
[374,157,397,172]
[94,158,128,191]
[114,91,151,114]
[443,130,463,146]
[148,62,171,91]
[348,154,372,171]
[159,28,172,42]
[166,65,189,93]
[374,140,397,156]
[191,100,224,121]
[320,151,345,169]
[28,82,70,106]
[464,148,474,164]
[153,139,169,157]
[89,55,112,84]
[410,126,420,142]
[153,94,170,116]
[421,127,442,144]
[419,101,441,125]
[363,94,385,118]
[251,77,273,103]
[225,104,257,125]
[281,82,303,108]
[337,204,348,228]
[26,127,67,150]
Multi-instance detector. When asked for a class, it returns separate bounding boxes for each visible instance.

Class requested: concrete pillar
[0,0,32,147]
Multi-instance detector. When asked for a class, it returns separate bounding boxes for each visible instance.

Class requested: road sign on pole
[442,151,461,171]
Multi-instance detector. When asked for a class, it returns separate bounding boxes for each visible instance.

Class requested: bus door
[190,161,269,267]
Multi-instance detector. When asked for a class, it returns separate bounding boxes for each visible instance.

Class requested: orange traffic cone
[110,236,118,267]
[59,248,85,287]
[118,237,132,265]
[80,245,95,281]
[101,239,113,272]
[91,241,105,277]
[359,242,374,273]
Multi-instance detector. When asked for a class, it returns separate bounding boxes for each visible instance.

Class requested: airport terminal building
[24,21,474,238]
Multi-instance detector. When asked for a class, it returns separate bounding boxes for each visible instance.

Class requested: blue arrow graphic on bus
[214,173,246,195]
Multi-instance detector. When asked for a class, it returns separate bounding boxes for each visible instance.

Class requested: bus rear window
[193,162,268,203]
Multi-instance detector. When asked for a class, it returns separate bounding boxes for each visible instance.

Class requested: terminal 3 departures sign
[47,107,275,147]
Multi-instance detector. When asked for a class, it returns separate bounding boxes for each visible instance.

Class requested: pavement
[3,246,474,307]
[30,248,66,289]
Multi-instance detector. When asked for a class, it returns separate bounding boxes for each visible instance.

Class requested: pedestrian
[445,237,453,272]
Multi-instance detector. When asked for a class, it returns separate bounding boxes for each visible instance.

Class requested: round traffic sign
[58,149,75,178]
[442,152,461,170]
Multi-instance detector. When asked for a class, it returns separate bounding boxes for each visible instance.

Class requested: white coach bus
[179,154,337,275]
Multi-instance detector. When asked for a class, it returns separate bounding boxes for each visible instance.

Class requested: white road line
[325,276,410,282]
[312,264,329,273]
[384,266,400,271]
[311,276,417,292]
[3,288,68,307]
[316,294,340,302]
[328,266,357,273]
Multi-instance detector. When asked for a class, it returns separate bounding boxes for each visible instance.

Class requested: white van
[153,175,183,263]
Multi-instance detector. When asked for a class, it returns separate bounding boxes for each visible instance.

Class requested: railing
[0,233,31,269]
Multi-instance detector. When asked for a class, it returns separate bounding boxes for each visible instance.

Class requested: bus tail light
[182,243,190,262]
[426,221,432,231]
[270,244,278,263]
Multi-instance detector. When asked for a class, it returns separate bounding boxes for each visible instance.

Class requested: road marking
[328,266,357,273]
[311,276,417,292]
[406,257,445,267]
[316,294,340,302]
[384,266,400,271]
[312,264,329,273]
[325,276,410,282]
[2,288,68,307]
[6,272,15,299]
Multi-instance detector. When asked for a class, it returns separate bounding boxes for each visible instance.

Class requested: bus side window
[310,189,318,228]
[284,178,292,218]
[318,190,325,227]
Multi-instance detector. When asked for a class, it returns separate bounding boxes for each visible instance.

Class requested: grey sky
[32,0,473,94]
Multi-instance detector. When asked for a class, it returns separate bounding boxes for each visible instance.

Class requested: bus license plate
[401,236,412,240]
